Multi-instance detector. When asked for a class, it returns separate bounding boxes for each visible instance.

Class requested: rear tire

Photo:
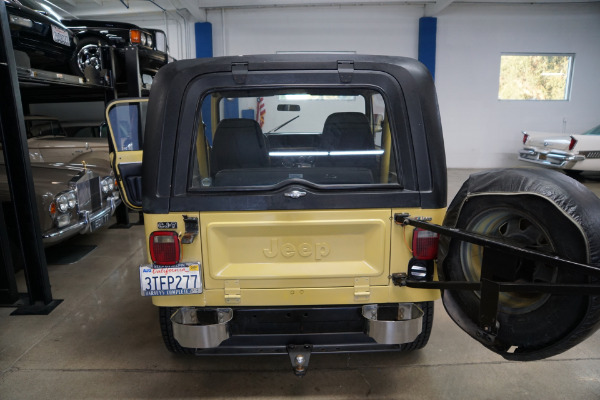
[400,301,434,351]
[158,307,195,354]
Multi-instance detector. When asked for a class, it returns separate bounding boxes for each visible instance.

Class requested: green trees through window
[498,54,574,101]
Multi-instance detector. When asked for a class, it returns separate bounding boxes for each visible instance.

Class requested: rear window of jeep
[190,89,398,189]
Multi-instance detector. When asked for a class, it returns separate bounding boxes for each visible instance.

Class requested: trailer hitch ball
[287,344,313,377]
[295,355,306,372]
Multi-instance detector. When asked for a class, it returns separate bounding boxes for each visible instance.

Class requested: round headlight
[101,177,111,193]
[141,33,147,46]
[56,194,69,213]
[66,191,77,209]
[147,35,153,48]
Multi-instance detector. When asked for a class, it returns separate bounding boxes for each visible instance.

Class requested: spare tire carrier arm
[392,215,600,342]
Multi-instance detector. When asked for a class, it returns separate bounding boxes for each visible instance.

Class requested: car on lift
[4,0,77,74]
[106,54,600,375]
[7,0,169,79]
[519,124,600,174]
[61,19,168,79]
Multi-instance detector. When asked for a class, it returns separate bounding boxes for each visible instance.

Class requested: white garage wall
[64,3,600,169]
[206,5,423,57]
[206,3,599,168]
[436,4,600,168]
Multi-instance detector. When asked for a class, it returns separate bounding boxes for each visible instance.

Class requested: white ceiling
[48,0,600,21]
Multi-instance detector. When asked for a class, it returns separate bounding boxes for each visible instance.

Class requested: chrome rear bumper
[519,148,584,168]
[170,303,424,350]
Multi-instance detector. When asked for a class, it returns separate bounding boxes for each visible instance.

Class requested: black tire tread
[400,301,434,351]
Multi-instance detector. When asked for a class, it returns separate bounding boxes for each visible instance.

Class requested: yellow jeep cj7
[106,54,600,375]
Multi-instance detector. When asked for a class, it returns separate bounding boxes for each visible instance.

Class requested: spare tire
[438,168,600,361]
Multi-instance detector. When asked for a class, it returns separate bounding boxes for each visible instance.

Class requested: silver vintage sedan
[1,116,120,246]
[0,160,120,246]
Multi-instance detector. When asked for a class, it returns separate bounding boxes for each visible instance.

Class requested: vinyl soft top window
[189,87,398,190]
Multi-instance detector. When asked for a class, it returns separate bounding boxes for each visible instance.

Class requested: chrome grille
[581,151,600,159]
[77,176,102,212]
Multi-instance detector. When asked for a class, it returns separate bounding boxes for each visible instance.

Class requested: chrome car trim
[362,303,424,345]
[42,196,121,245]
[519,148,585,168]
[171,307,233,348]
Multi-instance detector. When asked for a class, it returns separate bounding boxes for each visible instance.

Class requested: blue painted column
[196,22,213,140]
[418,17,437,80]
[195,22,213,58]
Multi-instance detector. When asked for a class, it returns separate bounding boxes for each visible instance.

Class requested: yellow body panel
[144,207,444,307]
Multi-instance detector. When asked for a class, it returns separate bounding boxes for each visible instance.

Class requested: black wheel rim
[459,207,558,315]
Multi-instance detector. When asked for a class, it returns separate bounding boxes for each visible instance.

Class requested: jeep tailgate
[200,209,391,289]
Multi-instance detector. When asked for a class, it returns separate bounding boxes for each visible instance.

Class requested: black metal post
[0,202,19,305]
[125,46,141,97]
[0,4,61,314]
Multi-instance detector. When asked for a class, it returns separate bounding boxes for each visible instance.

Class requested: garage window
[498,54,574,101]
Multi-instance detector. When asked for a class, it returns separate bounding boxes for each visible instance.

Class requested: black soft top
[142,54,447,213]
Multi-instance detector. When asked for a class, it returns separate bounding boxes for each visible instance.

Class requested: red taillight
[568,136,577,151]
[412,228,439,260]
[522,133,529,145]
[130,29,142,44]
[150,231,180,265]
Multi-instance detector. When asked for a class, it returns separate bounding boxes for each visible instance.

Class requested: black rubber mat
[45,244,97,265]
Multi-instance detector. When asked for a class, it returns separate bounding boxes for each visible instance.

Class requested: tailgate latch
[354,277,370,301]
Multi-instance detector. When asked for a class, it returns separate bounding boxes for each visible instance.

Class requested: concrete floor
[1,169,600,399]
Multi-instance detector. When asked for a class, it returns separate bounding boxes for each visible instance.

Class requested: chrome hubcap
[77,44,103,73]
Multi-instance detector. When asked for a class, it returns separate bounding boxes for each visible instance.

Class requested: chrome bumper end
[362,303,424,345]
[171,307,233,349]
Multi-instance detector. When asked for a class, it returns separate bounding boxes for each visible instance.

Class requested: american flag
[256,97,266,128]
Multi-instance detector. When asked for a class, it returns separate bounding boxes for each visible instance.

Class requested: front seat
[316,112,377,175]
[211,118,269,174]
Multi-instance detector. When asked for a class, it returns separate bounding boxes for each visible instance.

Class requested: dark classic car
[6,0,169,78]
[61,18,168,78]
[4,0,77,73]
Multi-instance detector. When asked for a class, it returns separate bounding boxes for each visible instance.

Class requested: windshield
[190,88,398,190]
[25,119,65,138]
[15,0,74,19]
[583,124,600,135]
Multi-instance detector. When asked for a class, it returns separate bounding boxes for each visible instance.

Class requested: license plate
[91,213,110,232]
[51,25,70,46]
[139,263,202,296]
